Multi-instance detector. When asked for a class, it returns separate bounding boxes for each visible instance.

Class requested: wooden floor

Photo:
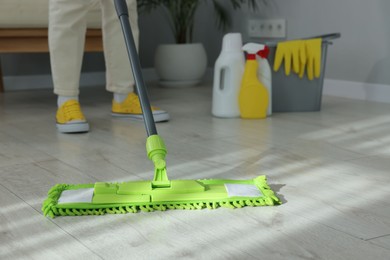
[0,83,390,259]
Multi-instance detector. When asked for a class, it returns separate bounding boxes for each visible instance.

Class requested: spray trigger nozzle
[242,43,269,60]
[257,46,270,59]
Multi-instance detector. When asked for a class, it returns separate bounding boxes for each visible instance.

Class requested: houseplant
[137,0,260,87]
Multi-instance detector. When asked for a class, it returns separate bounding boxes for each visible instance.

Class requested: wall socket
[248,19,286,38]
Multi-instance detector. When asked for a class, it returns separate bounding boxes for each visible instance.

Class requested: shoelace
[126,94,157,110]
[128,94,140,107]
[63,102,84,121]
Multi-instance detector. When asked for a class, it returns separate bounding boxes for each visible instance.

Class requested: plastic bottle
[212,33,245,118]
[257,48,272,116]
[239,43,269,119]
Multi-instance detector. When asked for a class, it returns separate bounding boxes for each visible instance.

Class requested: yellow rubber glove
[304,38,322,80]
[273,40,306,76]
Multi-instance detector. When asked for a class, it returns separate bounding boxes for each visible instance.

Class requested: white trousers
[49,0,139,96]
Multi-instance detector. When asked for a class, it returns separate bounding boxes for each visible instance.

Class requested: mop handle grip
[114,0,158,137]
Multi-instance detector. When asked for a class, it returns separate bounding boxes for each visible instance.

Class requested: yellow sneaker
[111,93,170,122]
[56,100,89,133]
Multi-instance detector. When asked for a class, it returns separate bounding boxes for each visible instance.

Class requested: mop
[42,0,281,218]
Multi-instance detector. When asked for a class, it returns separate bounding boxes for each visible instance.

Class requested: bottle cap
[222,33,243,52]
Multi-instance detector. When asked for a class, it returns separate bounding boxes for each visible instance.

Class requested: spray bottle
[257,46,272,116]
[239,43,269,119]
[212,33,245,118]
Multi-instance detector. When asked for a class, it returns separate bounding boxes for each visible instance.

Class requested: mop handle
[114,0,158,137]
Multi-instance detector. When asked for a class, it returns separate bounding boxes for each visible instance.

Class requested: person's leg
[99,0,169,122]
[99,0,138,95]
[49,0,92,132]
[49,0,91,97]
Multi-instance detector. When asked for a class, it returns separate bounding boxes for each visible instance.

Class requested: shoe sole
[111,111,170,122]
[56,122,90,133]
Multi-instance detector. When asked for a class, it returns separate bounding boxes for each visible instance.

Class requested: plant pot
[154,43,207,87]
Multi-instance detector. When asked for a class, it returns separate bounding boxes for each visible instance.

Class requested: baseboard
[7,72,388,104]
[3,70,154,91]
[3,67,214,91]
[134,67,214,83]
[323,78,390,104]
[3,72,106,91]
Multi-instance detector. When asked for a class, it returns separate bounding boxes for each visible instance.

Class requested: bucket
[266,33,341,112]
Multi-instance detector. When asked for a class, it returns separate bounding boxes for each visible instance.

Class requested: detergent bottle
[212,33,245,118]
[257,46,272,116]
[239,43,269,119]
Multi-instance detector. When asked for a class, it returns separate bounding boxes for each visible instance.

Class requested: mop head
[43,136,280,218]
[42,175,280,218]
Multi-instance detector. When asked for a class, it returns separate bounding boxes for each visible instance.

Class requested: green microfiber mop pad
[42,175,280,218]
[42,135,280,218]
